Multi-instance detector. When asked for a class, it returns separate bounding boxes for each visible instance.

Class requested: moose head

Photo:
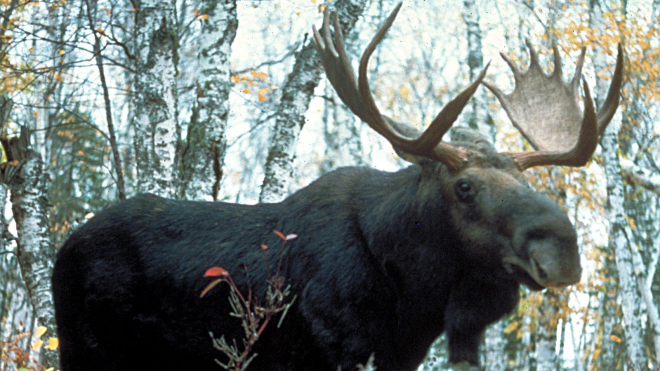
[312,2,622,294]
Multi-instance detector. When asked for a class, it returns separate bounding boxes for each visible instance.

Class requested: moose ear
[449,127,490,146]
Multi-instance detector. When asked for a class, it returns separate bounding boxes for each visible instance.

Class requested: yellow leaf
[242,89,250,94]
[32,111,38,117]
[95,28,105,35]
[198,14,209,21]
[45,337,59,350]
[33,340,44,350]
[36,326,48,337]
[311,0,316,3]
[59,49,65,55]
[258,92,267,101]
[610,334,621,343]
[29,47,34,52]
[78,150,85,155]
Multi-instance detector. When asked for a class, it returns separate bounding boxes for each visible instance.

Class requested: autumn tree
[259,0,369,203]
[132,0,178,197]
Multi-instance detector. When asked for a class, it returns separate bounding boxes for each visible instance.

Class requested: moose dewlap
[51,3,623,371]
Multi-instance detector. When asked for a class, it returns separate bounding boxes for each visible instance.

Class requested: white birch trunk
[536,289,561,371]
[588,2,648,368]
[631,240,660,363]
[597,269,620,368]
[259,0,369,203]
[462,0,495,142]
[601,129,647,368]
[132,0,178,198]
[10,149,58,368]
[483,321,507,371]
[180,0,238,201]
[321,83,365,174]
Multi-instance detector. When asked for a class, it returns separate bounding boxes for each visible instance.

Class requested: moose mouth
[507,264,545,291]
[502,255,546,291]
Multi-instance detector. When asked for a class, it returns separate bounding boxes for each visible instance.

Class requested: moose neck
[355,164,465,362]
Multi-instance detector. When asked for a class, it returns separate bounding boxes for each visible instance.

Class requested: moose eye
[455,181,475,201]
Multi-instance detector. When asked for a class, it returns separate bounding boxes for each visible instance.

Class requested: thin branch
[620,158,660,196]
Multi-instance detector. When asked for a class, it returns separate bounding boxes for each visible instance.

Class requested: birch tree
[483,321,507,370]
[618,0,660,362]
[535,289,561,371]
[321,82,365,174]
[259,0,369,203]
[586,2,623,367]
[179,0,238,201]
[132,0,179,197]
[462,0,495,141]
[590,2,647,366]
[0,119,58,368]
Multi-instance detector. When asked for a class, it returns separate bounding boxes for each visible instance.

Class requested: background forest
[0,0,658,370]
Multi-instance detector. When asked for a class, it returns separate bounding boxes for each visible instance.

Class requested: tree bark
[9,148,58,368]
[132,0,179,198]
[597,257,620,368]
[180,0,238,201]
[600,123,647,368]
[259,0,369,203]
[462,0,495,142]
[588,1,648,368]
[321,83,365,174]
[535,289,562,371]
[483,321,507,370]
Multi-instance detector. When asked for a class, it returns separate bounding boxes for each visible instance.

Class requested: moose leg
[444,277,520,366]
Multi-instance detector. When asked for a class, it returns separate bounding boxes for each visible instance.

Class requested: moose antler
[312,3,489,169]
[484,41,624,169]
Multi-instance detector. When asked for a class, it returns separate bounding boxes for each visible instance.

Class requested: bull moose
[51,3,623,370]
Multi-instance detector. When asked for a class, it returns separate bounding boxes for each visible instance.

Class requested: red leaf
[200,279,223,298]
[204,267,228,277]
[273,230,286,241]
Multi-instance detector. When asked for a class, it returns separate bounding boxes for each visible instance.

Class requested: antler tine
[551,44,563,77]
[312,5,407,143]
[355,2,405,140]
[312,8,367,124]
[525,40,543,74]
[314,3,483,169]
[570,47,587,91]
[484,41,623,170]
[595,43,624,135]
[416,63,490,153]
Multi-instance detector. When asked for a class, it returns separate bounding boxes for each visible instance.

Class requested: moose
[51,3,623,371]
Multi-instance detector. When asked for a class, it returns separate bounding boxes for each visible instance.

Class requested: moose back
[51,3,623,371]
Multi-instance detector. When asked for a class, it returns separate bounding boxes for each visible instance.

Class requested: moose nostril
[534,259,548,281]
